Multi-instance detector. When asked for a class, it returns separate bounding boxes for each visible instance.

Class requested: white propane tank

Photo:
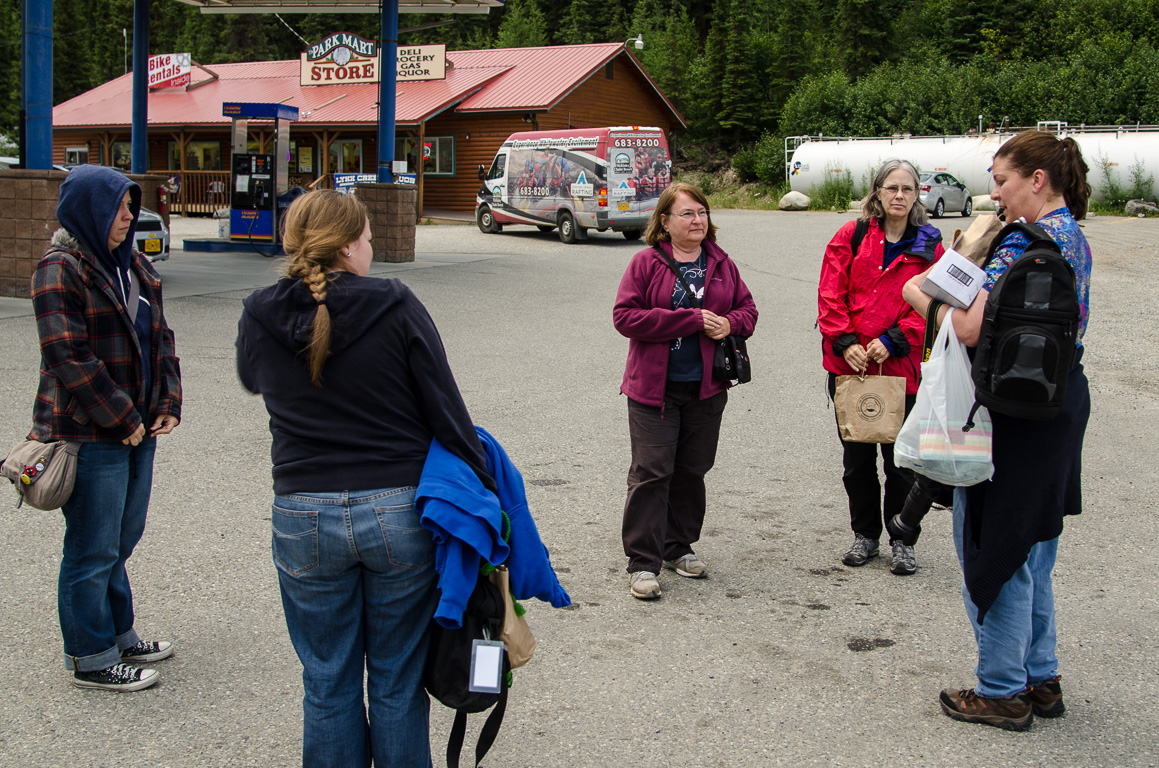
[787,128,1159,202]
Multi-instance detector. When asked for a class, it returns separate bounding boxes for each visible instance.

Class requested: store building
[51,42,685,217]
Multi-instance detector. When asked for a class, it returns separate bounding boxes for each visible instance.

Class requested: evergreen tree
[562,0,628,45]
[943,0,999,64]
[835,0,905,77]
[717,0,761,144]
[630,0,700,110]
[496,0,549,48]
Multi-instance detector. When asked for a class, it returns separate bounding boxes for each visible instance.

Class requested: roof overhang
[175,0,502,13]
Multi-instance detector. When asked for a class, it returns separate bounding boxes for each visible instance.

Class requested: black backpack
[968,221,1080,423]
[425,573,510,768]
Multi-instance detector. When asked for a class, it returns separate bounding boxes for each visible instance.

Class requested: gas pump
[222,103,299,253]
[230,152,275,240]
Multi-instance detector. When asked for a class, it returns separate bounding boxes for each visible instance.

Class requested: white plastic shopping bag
[895,309,994,486]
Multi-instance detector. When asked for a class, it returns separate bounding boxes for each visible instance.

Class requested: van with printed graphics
[475,126,672,244]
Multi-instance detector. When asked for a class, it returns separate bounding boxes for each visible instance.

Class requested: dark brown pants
[622,381,727,574]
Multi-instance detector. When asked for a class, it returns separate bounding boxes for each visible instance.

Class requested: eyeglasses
[880,185,917,197]
[670,209,710,220]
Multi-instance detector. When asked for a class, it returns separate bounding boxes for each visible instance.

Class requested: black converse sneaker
[73,663,159,692]
[121,640,174,663]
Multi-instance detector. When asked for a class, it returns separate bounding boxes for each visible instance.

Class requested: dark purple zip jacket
[613,239,757,407]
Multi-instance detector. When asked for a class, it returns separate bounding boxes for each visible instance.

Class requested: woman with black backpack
[902,130,1092,731]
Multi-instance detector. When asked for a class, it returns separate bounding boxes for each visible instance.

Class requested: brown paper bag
[488,565,535,669]
[834,371,906,443]
[951,213,1003,267]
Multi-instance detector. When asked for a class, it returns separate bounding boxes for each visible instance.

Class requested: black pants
[622,381,727,574]
[828,372,916,541]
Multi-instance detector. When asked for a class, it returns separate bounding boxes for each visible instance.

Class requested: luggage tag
[469,636,506,694]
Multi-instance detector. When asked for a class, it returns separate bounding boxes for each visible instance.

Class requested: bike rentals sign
[148,53,191,88]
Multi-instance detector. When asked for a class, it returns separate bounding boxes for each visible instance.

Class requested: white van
[475,126,672,244]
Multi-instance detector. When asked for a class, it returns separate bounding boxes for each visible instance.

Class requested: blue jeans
[59,439,156,671]
[953,488,1059,698]
[273,487,437,768]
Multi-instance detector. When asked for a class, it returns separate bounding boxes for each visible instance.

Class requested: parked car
[136,207,170,261]
[920,172,972,218]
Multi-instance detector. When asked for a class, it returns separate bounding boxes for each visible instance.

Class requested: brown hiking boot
[1024,675,1065,718]
[939,687,1033,731]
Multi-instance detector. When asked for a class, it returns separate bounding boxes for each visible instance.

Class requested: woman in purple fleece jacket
[612,182,757,600]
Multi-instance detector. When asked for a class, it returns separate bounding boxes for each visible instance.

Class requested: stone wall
[0,170,168,298]
[0,170,66,298]
[354,183,416,263]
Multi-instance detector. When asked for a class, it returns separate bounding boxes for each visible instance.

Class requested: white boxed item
[921,248,987,309]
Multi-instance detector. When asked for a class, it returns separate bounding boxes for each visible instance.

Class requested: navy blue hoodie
[236,271,495,496]
[55,165,153,404]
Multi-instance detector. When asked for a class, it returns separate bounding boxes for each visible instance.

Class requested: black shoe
[889,541,917,575]
[73,663,159,692]
[121,640,173,663]
[841,534,879,567]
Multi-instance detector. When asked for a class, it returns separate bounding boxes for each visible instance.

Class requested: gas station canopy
[175,0,502,12]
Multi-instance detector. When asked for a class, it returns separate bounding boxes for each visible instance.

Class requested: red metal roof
[53,43,684,129]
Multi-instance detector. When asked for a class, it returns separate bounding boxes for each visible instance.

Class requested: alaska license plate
[143,238,162,253]
[617,202,630,211]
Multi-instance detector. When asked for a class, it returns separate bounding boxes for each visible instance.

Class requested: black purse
[662,252,752,384]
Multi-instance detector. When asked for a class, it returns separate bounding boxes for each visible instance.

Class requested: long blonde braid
[281,190,369,386]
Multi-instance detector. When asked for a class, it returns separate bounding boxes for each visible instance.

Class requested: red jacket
[613,240,758,407]
[817,218,943,394]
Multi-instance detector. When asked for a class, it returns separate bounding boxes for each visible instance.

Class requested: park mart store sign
[300,33,446,86]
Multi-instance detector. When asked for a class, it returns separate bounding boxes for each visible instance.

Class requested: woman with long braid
[236,190,494,768]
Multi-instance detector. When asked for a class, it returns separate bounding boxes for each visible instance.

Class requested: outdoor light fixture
[626,34,644,50]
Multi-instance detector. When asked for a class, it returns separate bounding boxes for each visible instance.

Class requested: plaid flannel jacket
[29,229,182,443]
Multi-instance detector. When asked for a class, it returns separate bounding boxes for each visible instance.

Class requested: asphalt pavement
[1,210,1157,767]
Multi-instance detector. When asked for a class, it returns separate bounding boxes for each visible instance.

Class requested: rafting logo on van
[609,180,635,199]
[570,171,594,198]
[613,152,633,175]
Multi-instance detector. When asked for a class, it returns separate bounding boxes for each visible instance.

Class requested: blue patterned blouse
[983,207,1092,346]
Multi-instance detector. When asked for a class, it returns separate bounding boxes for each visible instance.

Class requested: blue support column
[377,0,398,183]
[130,0,149,174]
[21,0,53,169]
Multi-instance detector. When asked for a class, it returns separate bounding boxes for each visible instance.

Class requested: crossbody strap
[922,299,945,362]
[125,269,141,325]
[660,250,702,309]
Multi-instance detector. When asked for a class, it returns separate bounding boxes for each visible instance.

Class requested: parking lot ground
[0,210,1156,767]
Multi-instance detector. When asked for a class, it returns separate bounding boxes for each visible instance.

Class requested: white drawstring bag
[895,310,994,486]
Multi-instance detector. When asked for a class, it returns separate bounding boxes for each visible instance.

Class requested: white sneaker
[663,553,708,578]
[629,571,661,599]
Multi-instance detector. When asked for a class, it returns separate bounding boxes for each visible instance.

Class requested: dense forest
[4,0,1159,183]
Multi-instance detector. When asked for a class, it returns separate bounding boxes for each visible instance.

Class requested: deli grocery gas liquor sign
[300,33,446,85]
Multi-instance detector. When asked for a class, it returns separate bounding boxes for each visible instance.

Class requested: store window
[329,139,363,173]
[394,137,417,173]
[64,147,89,166]
[291,140,316,174]
[167,140,222,171]
[110,142,132,171]
[423,136,455,176]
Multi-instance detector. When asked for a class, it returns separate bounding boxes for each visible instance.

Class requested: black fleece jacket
[236,271,494,496]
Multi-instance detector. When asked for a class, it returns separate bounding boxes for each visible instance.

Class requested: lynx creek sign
[300,33,446,86]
